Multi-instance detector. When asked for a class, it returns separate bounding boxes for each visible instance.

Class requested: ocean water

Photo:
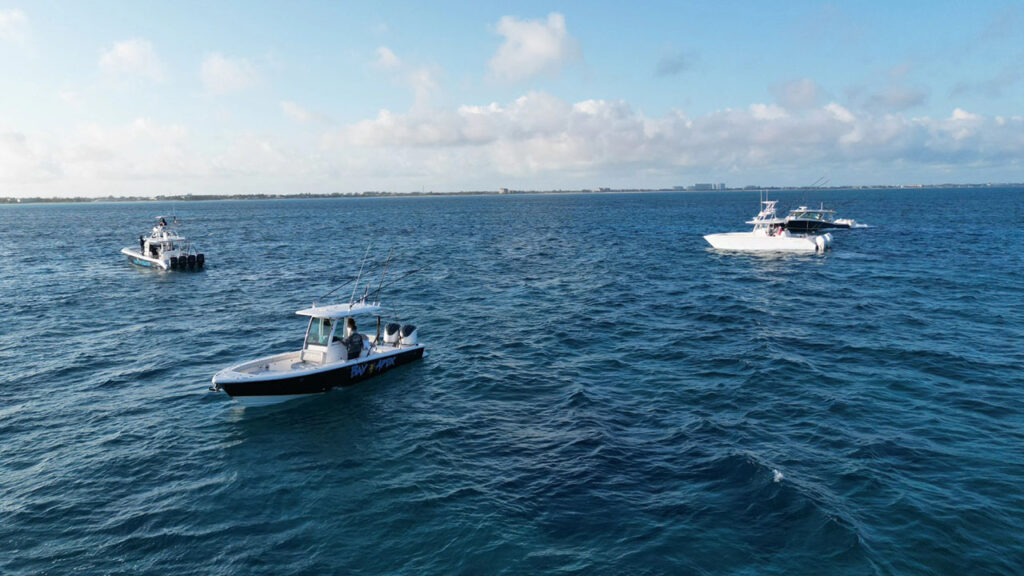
[0,188,1022,575]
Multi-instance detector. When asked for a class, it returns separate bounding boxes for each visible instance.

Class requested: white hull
[704,231,831,252]
[121,248,169,269]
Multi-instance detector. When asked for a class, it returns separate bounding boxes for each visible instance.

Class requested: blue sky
[1,1,1022,197]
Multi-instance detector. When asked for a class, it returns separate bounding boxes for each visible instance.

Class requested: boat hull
[214,345,425,406]
[783,220,850,233]
[121,248,169,269]
[121,247,204,270]
[704,232,831,252]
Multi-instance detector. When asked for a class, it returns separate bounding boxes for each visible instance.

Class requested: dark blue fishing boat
[211,299,424,406]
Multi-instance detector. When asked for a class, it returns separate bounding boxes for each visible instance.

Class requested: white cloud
[0,9,28,45]
[281,101,312,123]
[489,13,580,82]
[99,39,166,82]
[750,104,788,121]
[0,117,201,195]
[322,93,1024,187]
[374,46,400,69]
[773,78,821,110]
[407,66,440,107]
[4,96,1024,197]
[825,103,855,123]
[951,108,980,121]
[372,49,441,109]
[946,108,983,140]
[201,53,259,94]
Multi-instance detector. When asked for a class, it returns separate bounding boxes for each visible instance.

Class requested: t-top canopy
[295,301,382,319]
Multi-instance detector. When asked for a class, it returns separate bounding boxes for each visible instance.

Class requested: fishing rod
[314,253,383,304]
[314,250,440,306]
[314,277,358,305]
[373,247,394,303]
[808,176,829,189]
[375,255,447,292]
[348,245,373,306]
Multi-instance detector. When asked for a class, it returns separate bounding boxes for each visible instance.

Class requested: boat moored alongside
[704,198,833,252]
[782,205,848,233]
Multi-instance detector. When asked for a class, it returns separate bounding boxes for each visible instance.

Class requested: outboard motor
[170,256,178,269]
[383,322,401,345]
[187,254,197,268]
[399,324,418,347]
[196,253,205,268]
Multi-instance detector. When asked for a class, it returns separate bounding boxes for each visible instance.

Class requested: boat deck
[227,344,409,378]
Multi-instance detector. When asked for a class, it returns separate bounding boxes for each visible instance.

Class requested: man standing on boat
[344,318,364,359]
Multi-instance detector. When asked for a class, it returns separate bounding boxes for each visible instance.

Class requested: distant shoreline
[3,183,1022,204]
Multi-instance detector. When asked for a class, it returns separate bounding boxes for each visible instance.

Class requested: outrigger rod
[349,244,373,307]
[312,249,439,308]
[374,247,394,303]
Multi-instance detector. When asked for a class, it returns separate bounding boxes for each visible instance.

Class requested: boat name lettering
[351,356,396,378]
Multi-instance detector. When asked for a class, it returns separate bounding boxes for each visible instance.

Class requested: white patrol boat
[211,299,425,406]
[121,217,205,270]
[704,197,833,252]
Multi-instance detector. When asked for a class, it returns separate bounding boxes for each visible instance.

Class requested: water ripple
[1,190,1022,574]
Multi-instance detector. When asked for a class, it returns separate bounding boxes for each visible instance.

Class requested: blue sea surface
[0,188,1022,575]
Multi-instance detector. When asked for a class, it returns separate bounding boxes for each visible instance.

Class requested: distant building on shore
[690,183,727,191]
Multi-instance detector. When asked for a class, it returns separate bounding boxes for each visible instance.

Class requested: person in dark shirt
[344,318,363,359]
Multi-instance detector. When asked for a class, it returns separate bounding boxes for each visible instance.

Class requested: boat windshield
[305,318,333,347]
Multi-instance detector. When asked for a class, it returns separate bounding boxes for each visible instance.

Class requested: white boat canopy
[295,301,382,319]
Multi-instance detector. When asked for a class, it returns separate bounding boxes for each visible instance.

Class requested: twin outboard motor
[399,324,418,346]
[383,322,402,345]
[382,323,418,346]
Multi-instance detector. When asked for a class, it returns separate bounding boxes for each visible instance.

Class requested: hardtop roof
[295,301,381,319]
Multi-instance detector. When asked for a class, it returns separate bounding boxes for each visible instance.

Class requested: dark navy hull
[219,346,424,404]
[783,220,850,233]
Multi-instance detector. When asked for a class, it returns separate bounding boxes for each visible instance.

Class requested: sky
[1,0,1023,197]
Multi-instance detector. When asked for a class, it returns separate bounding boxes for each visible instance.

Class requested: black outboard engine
[187,254,197,268]
[196,253,205,268]
[383,322,401,345]
[170,256,178,269]
[400,324,418,346]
